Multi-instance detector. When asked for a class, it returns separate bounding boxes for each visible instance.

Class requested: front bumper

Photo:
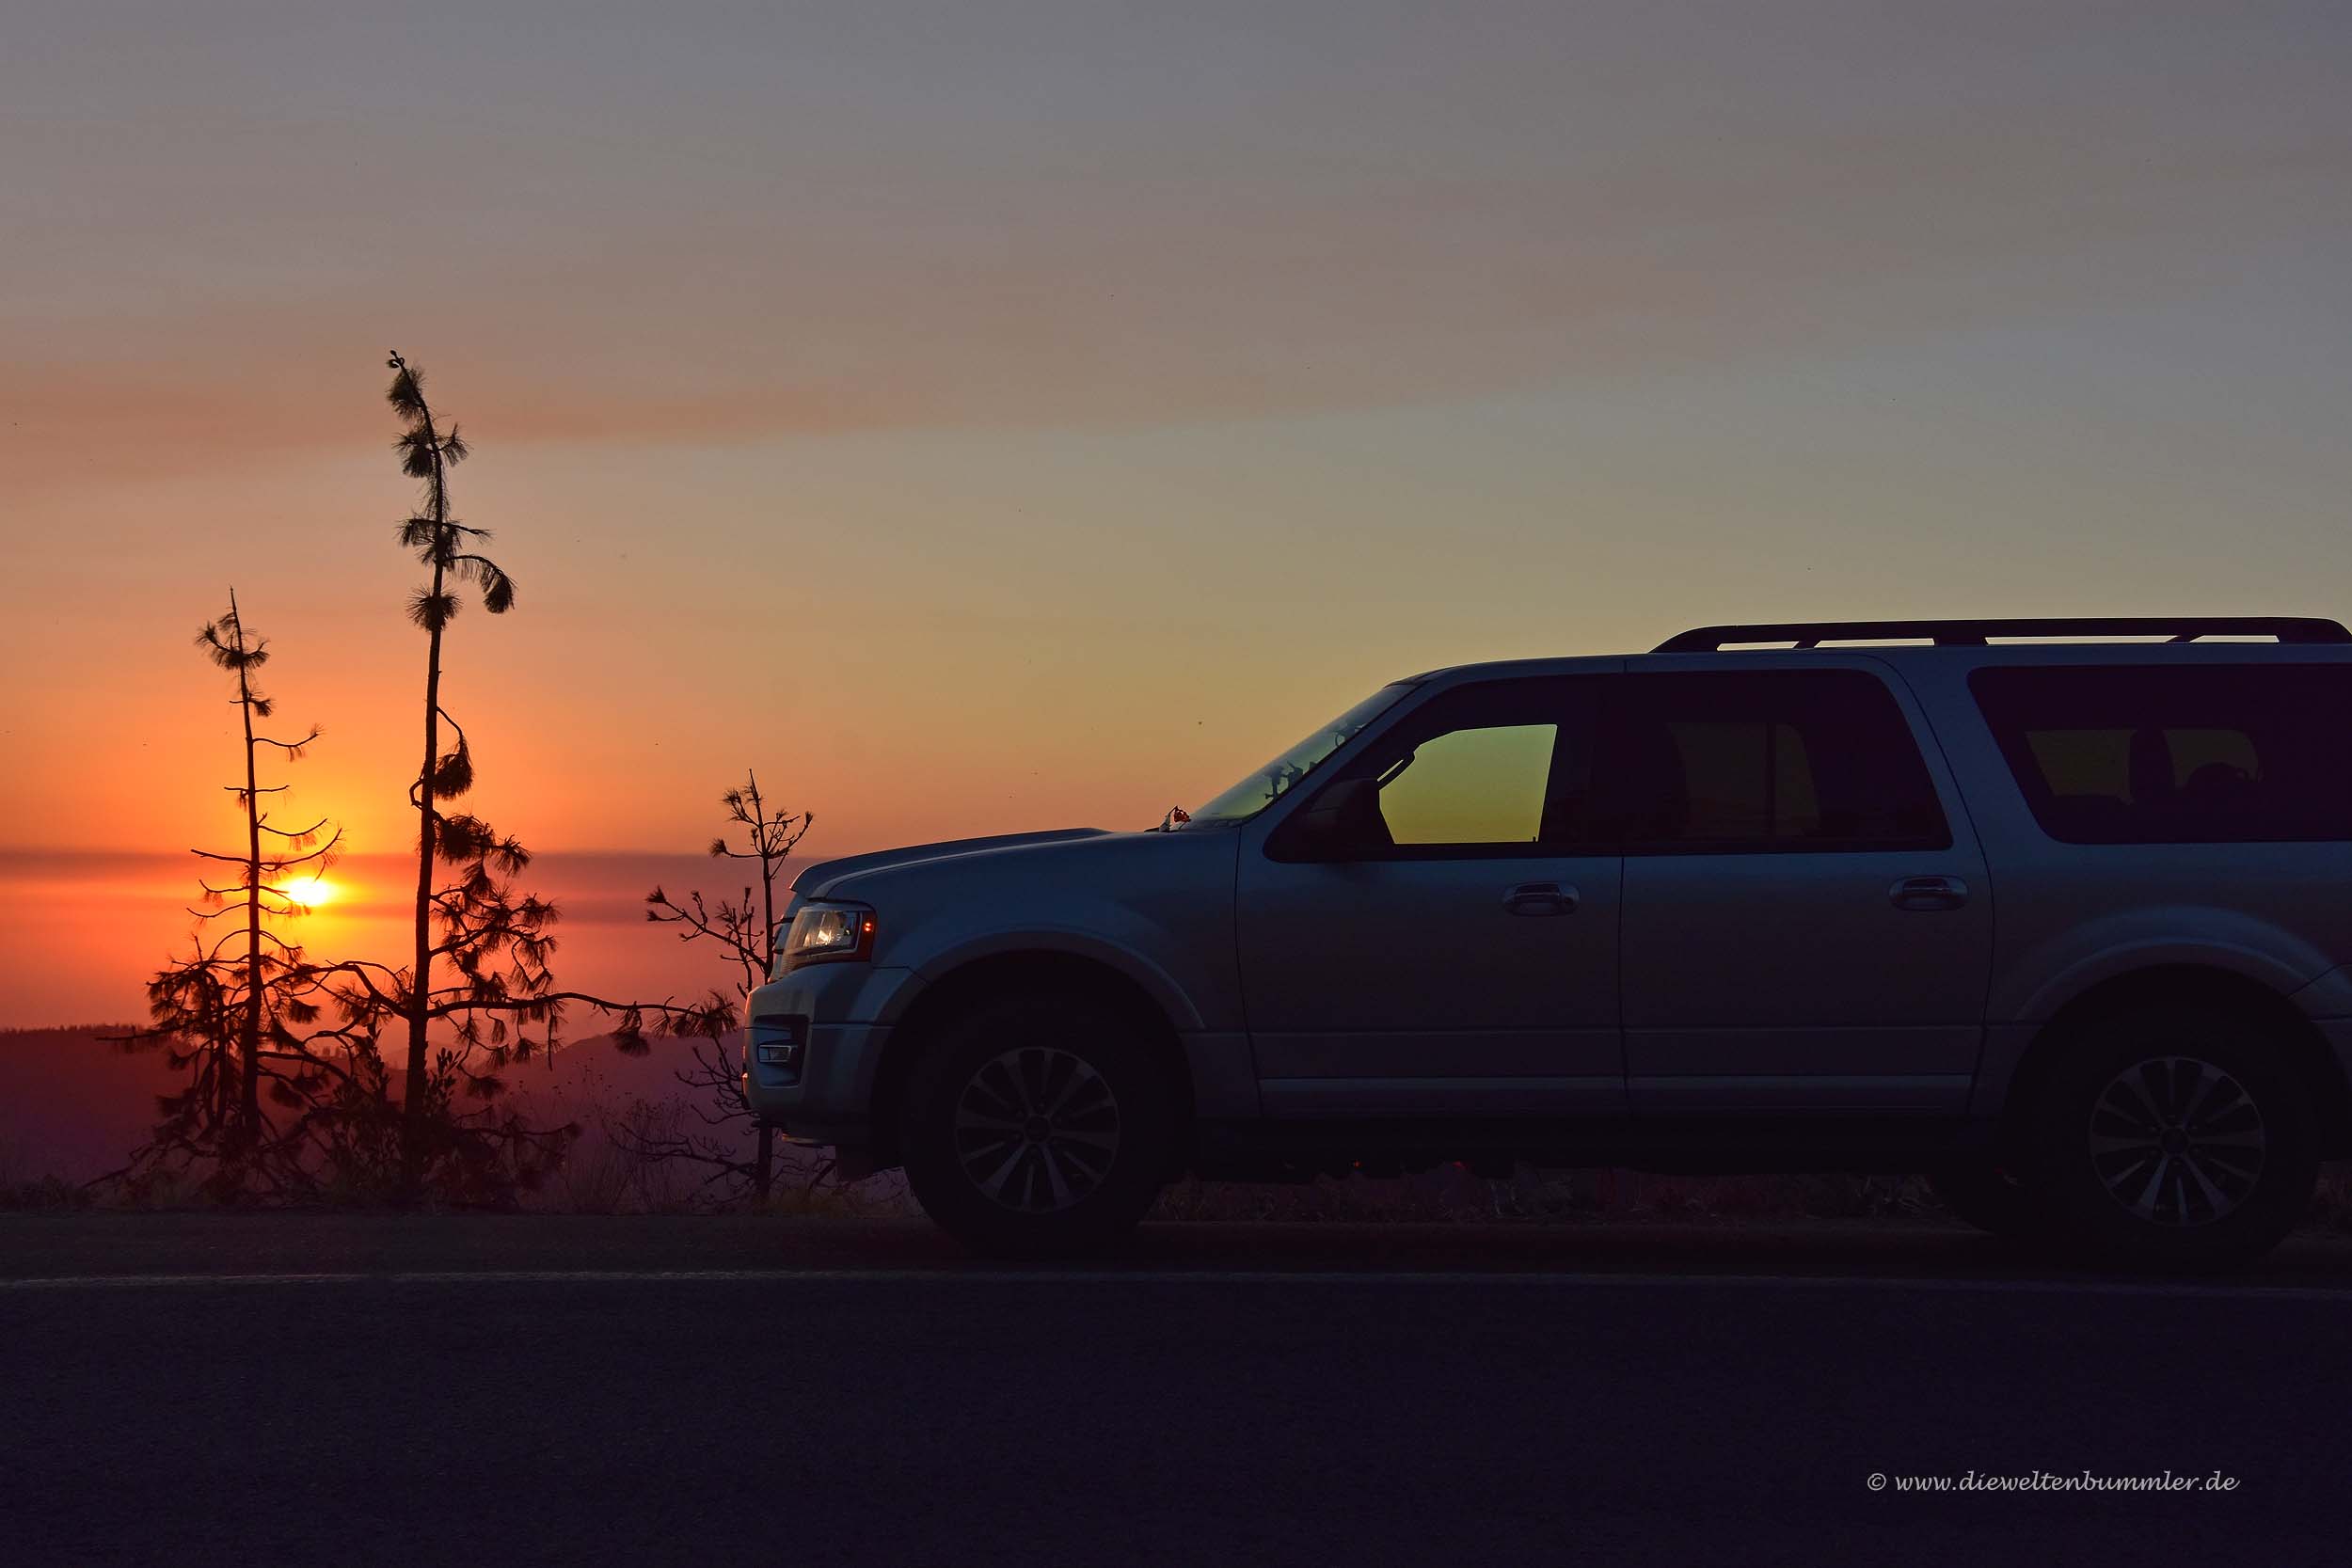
[741,964,918,1148]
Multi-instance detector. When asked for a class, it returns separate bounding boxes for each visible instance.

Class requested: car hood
[791,828,1117,899]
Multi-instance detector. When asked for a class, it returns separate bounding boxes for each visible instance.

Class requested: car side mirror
[1273,776,1387,861]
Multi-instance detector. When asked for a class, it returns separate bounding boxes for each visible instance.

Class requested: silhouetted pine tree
[384,351,517,1194]
[110,594,354,1196]
[354,354,729,1201]
[642,773,815,1198]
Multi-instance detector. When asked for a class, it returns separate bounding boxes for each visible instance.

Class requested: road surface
[5,1215,2347,1564]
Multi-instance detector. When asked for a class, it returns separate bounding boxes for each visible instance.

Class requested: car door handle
[1503,881,1579,916]
[1888,874,1969,911]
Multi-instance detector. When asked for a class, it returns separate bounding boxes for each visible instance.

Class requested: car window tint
[1661,720,1767,840]
[1972,664,2352,844]
[1772,722,1822,838]
[1607,671,1949,853]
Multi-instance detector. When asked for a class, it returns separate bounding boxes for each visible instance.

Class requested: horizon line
[0,844,853,862]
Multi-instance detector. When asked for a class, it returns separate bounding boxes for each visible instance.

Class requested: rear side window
[1971,664,2352,844]
[1603,671,1950,853]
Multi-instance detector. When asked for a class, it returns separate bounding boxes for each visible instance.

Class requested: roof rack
[1653,617,2352,653]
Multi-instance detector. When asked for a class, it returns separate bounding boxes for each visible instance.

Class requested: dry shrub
[543,1099,704,1213]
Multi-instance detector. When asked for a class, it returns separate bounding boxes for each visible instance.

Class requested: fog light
[750,1015,807,1076]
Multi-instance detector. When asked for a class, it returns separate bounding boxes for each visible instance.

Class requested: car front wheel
[899,993,1173,1259]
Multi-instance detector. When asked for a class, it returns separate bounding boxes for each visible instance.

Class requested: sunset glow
[278,875,338,911]
[4,3,2350,1026]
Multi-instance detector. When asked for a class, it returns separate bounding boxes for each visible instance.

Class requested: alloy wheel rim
[953,1046,1122,1213]
[2088,1055,2265,1227]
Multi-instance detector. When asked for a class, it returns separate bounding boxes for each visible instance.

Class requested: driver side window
[1379,722,1556,845]
[1331,676,1603,857]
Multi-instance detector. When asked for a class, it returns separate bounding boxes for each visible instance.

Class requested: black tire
[1927,1160,2049,1243]
[2022,1004,2317,1273]
[899,992,1174,1259]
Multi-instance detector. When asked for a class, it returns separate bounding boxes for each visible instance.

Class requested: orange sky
[7,2,2352,874]
[0,848,776,1024]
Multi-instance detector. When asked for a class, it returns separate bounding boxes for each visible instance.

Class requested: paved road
[6,1217,2349,1565]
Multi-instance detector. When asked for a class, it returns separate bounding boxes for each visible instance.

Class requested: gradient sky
[7,1,2351,873]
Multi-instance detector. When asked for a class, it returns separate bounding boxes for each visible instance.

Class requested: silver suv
[746,617,2352,1267]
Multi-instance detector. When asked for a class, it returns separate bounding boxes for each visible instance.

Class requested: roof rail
[1653,617,2352,653]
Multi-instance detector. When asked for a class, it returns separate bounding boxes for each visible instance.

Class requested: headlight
[781,901,876,969]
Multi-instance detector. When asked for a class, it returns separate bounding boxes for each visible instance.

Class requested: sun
[279,874,338,911]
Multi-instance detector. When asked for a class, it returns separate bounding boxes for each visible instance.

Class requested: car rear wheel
[900,993,1173,1259]
[2025,1005,2316,1272]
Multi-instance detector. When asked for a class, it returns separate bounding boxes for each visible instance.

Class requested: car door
[1235,670,1625,1117]
[1607,660,1993,1114]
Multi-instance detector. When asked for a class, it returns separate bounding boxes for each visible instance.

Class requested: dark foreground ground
[6,1216,2350,1566]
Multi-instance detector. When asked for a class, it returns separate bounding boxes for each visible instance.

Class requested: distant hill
[0,1023,755,1186]
[0,1025,169,1183]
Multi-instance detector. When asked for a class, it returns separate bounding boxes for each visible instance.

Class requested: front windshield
[1180,683,1415,826]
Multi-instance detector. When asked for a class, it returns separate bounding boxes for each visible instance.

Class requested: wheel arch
[866,949,1197,1172]
[1999,964,2352,1158]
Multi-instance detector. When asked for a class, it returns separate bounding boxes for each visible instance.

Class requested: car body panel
[789,828,1116,911]
[1233,658,1626,1118]
[1609,654,1994,1115]
[1890,643,2352,1016]
[744,828,1245,1131]
[818,829,1245,1027]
